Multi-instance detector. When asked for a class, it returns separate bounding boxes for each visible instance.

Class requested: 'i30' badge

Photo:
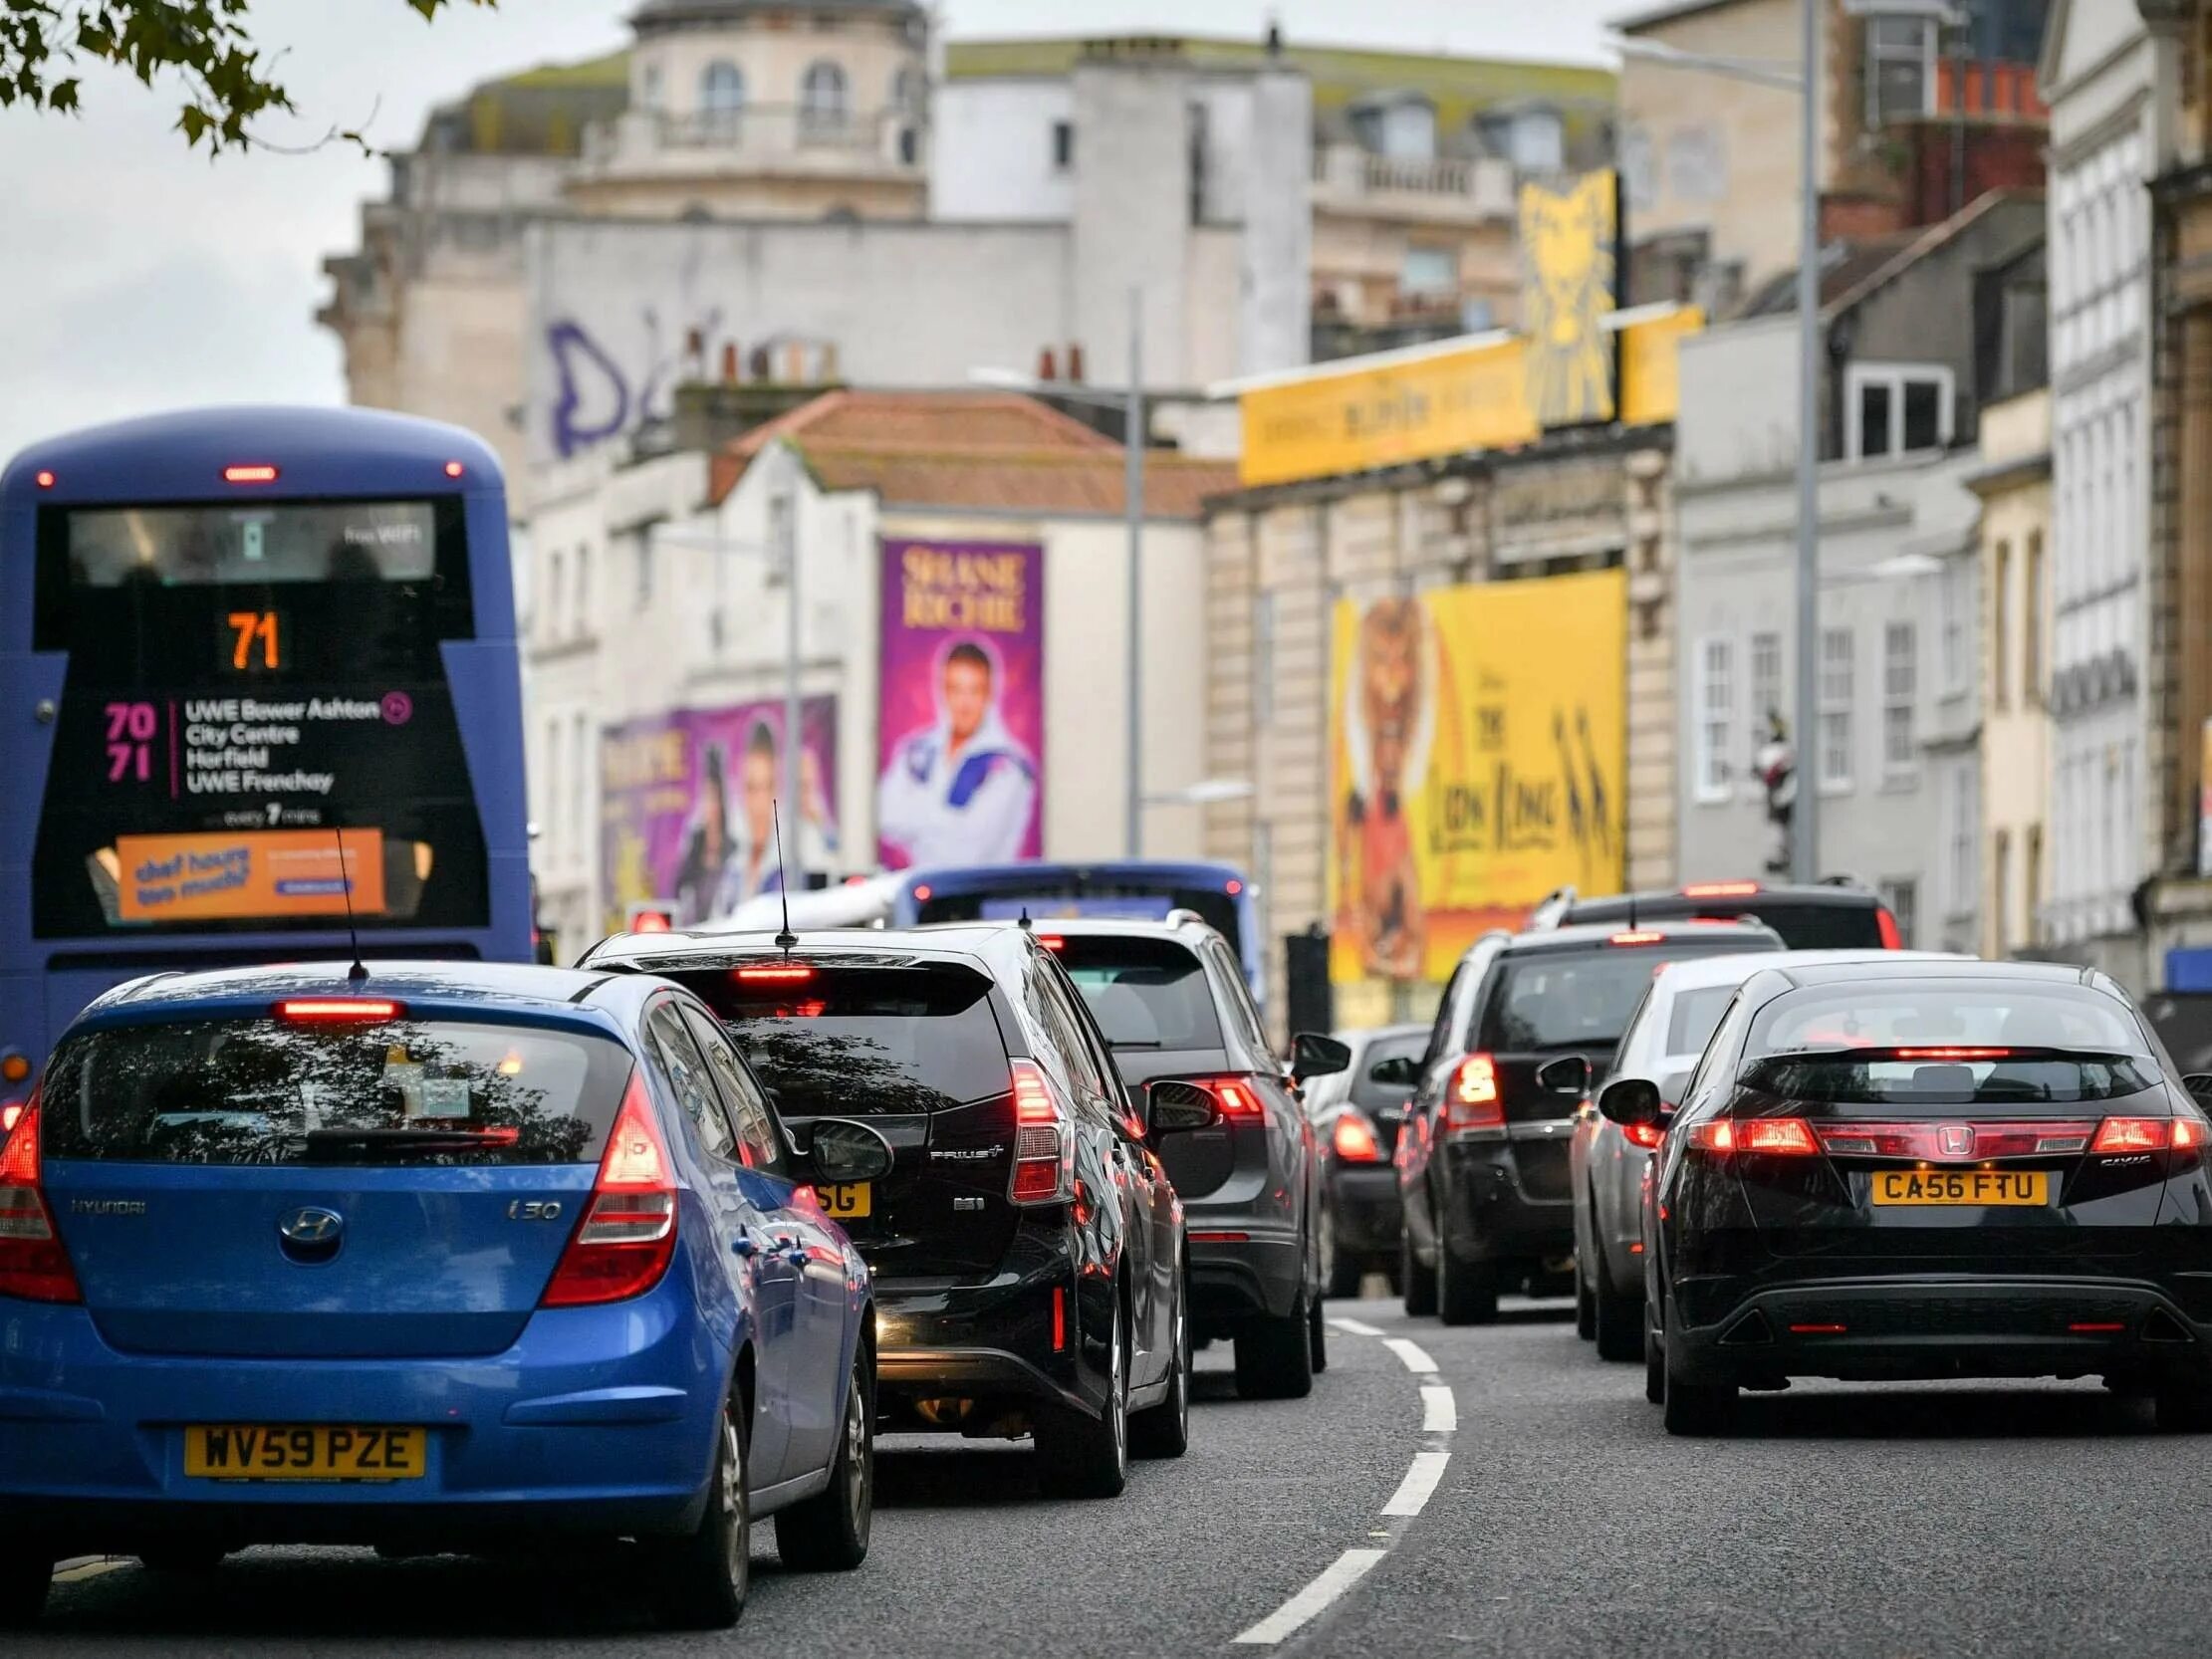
[1937,1124,1974,1158]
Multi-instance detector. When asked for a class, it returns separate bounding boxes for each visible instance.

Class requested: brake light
[1039,936,1067,952]
[736,964,813,983]
[1623,1120,1664,1150]
[1876,907,1904,949]
[1204,1078,1264,1119]
[1332,1113,1383,1162]
[2092,1117,2193,1155]
[222,464,279,484]
[632,911,672,933]
[1444,1053,1504,1132]
[1688,1117,1818,1155]
[541,1072,677,1306]
[1892,1047,2011,1061]
[1682,881,1760,898]
[276,998,402,1022]
[0,1103,20,1134]
[0,1099,80,1304]
[1609,931,1664,946]
[1009,1059,1076,1205]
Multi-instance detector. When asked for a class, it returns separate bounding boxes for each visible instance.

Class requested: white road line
[1327,1315,1384,1337]
[1381,1336,1437,1374]
[1232,1548,1389,1645]
[1420,1383,1457,1433]
[1380,1451,1451,1519]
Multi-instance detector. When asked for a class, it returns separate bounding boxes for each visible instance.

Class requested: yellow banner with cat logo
[1327,569,1627,986]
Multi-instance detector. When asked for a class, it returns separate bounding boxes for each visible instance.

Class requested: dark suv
[1396,918,1783,1324]
[579,924,1207,1498]
[1037,916,1349,1400]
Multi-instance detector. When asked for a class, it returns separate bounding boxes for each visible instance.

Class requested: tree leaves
[3,0,497,152]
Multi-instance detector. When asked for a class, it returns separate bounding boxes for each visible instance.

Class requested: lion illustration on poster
[1519,171,1618,427]
[1337,596,1439,983]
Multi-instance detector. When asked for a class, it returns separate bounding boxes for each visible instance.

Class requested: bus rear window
[62,502,436,588]
[42,1018,631,1166]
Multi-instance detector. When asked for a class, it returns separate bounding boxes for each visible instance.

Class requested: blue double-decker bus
[0,406,532,1095]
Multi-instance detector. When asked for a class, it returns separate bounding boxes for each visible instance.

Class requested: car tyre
[651,1393,750,1630]
[0,1554,50,1629]
[1644,1313,1666,1406]
[775,1343,874,1570]
[1322,1205,1364,1301]
[1661,1350,1734,1437]
[1235,1290,1317,1400]
[1129,1285,1191,1459]
[1594,1270,1644,1364]
[1037,1298,1129,1498]
[2153,1385,2212,1434]
[1309,1293,1330,1374]
[1574,1265,1597,1340]
[1400,1230,1437,1317]
[1436,1239,1499,1326]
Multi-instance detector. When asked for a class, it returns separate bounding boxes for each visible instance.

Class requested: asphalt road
[33,1294,2212,1657]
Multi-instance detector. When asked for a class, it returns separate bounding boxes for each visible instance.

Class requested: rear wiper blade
[1108,1039,1166,1050]
[303,1126,519,1158]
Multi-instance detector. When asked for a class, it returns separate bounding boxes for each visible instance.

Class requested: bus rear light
[911,884,933,902]
[1225,878,1244,895]
[1009,1060,1076,1205]
[276,998,402,1022]
[222,464,279,484]
[542,1074,676,1306]
[443,460,465,478]
[1444,1053,1504,1132]
[1877,907,1905,949]
[33,470,55,489]
[0,1100,81,1304]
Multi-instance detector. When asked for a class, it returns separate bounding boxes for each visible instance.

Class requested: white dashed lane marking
[1381,1336,1437,1374]
[1420,1383,1457,1433]
[1327,1316,1384,1337]
[1231,1548,1389,1645]
[1380,1450,1452,1519]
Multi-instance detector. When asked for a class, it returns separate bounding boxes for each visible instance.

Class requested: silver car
[1570,948,1968,1363]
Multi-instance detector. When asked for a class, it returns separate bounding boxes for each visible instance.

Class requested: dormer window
[1845,362,1955,459]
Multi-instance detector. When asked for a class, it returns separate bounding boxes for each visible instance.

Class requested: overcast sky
[0,0,1621,460]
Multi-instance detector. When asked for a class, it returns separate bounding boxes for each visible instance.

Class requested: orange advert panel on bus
[115,830,386,923]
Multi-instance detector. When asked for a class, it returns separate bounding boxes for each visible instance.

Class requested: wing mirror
[1367,1054,1420,1089]
[1535,1055,1593,1098]
[1291,1032,1352,1082]
[793,1118,895,1184]
[1146,1078,1222,1134]
[1597,1076,1666,1131]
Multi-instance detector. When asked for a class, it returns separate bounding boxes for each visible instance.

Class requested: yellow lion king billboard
[1329,569,1627,986]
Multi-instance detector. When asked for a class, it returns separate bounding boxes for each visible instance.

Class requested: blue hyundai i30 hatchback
[0,961,890,1629]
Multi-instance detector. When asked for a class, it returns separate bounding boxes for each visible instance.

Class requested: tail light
[1188,1077,1264,1120]
[1009,1060,1076,1206]
[2092,1115,2209,1156]
[1687,1116,1819,1156]
[1332,1112,1383,1162]
[1876,907,1904,949]
[0,1098,81,1304]
[1443,1054,1504,1133]
[541,1071,677,1307]
[1623,1121,1664,1151]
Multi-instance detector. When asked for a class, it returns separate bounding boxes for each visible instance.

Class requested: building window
[699,60,745,116]
[2025,824,2043,944]
[2024,531,2043,705]
[572,713,590,867]
[1749,630,1782,733]
[1505,108,1564,172]
[1865,15,1936,126]
[641,62,664,112]
[1950,769,1978,921]
[1879,878,1918,949]
[1401,245,1458,299]
[546,550,564,643]
[1992,828,2013,953]
[1881,621,1916,775]
[635,531,654,609]
[1254,592,1277,726]
[1051,118,1074,171]
[893,67,923,114]
[1845,363,1953,459]
[801,61,849,137]
[1991,540,2010,709]
[1694,635,1734,803]
[544,717,562,861]
[1819,626,1854,792]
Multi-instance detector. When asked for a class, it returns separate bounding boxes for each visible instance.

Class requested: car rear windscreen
[1481,942,1765,1053]
[1665,984,1742,1058]
[1351,1032,1426,1110]
[1741,984,2159,1104]
[680,964,1011,1116]
[1054,937,1224,1052]
[41,1017,631,1165]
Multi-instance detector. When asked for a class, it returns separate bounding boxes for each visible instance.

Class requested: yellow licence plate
[185,1425,426,1482]
[817,1182,871,1220]
[1871,1170,2048,1207]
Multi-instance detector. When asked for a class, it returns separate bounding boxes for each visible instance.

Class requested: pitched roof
[1738,189,2045,321]
[707,390,1238,520]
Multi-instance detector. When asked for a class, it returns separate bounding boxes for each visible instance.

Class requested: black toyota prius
[1608,959,2212,1436]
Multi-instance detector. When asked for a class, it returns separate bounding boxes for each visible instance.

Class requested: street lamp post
[1611,17,1819,882]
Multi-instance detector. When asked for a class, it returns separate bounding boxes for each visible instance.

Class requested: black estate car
[1613,958,2212,1436]
[1038,915,1350,1399]
[580,924,1213,1497]
[1397,918,1782,1325]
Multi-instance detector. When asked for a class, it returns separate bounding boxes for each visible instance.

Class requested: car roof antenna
[1627,888,1637,931]
[772,801,798,955]
[1018,906,1033,933]
[335,827,369,985]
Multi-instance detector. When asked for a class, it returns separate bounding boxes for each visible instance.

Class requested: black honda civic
[1607,959,2212,1436]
